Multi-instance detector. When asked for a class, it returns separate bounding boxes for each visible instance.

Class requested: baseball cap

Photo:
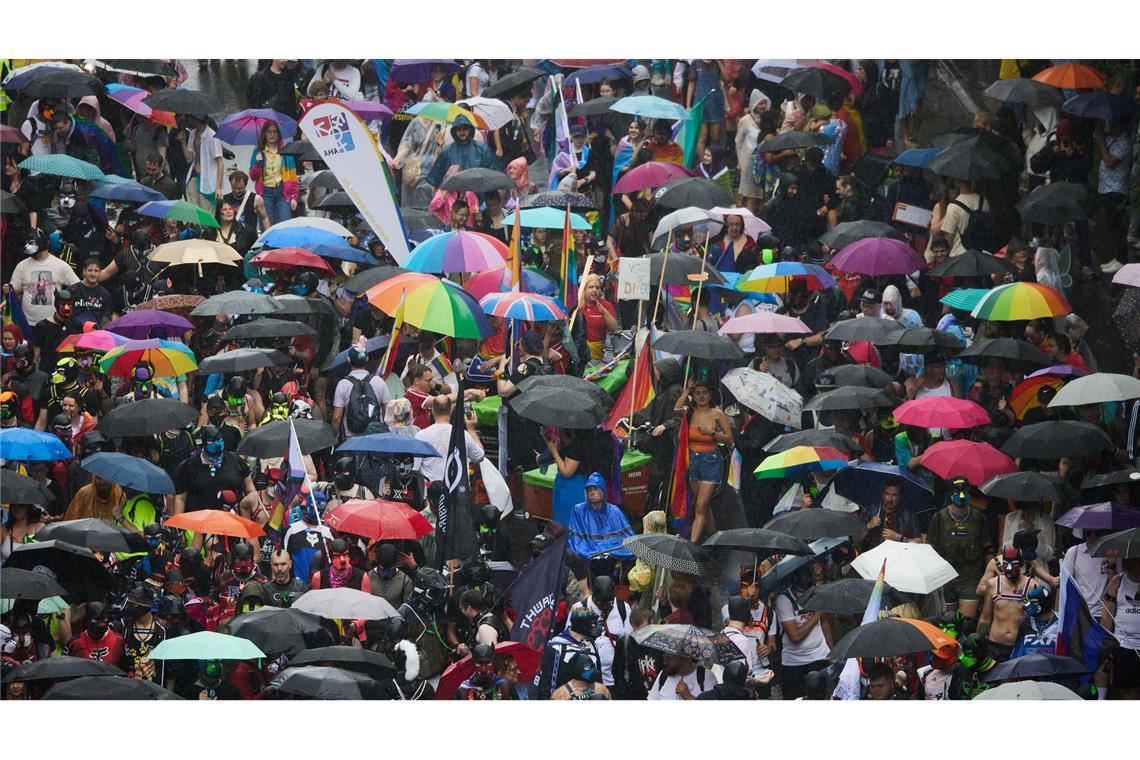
[631,65,650,83]
[860,288,881,304]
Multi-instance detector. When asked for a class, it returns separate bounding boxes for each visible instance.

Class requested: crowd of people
[1,57,1139,702]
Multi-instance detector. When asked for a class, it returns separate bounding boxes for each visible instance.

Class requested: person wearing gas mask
[64,601,125,664]
[537,606,613,700]
[9,227,80,328]
[176,546,215,601]
[36,356,99,431]
[118,585,167,681]
[114,361,170,407]
[453,643,516,700]
[31,289,78,372]
[176,659,240,700]
[4,343,49,424]
[398,567,452,681]
[200,394,243,453]
[926,476,992,620]
[72,347,113,415]
[200,375,262,436]
[310,538,371,592]
[570,575,633,645]
[549,651,610,700]
[979,547,1040,663]
[262,550,308,608]
[171,424,258,529]
[367,543,414,609]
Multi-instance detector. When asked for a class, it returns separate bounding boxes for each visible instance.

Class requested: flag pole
[624,299,645,442]
[682,228,713,385]
[650,230,673,329]
[290,418,331,561]
[567,241,594,335]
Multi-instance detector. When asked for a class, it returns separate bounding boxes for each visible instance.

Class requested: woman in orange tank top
[675,378,733,543]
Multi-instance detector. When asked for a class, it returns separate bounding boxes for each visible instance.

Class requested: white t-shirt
[917,665,953,700]
[719,601,775,673]
[311,64,361,101]
[942,192,989,256]
[332,369,392,438]
[647,667,715,700]
[1064,543,1121,619]
[10,254,80,325]
[721,625,758,675]
[774,592,831,666]
[572,597,633,640]
[414,423,483,482]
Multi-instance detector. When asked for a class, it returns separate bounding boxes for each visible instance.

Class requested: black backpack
[950,199,1001,253]
[345,375,383,434]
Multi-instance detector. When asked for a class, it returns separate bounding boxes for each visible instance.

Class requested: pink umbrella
[612,161,696,195]
[920,439,1018,486]
[105,84,177,128]
[708,206,772,239]
[57,329,129,353]
[1112,263,1140,288]
[811,63,863,99]
[718,312,811,336]
[0,124,28,145]
[894,397,991,430]
[249,247,338,278]
[830,237,928,276]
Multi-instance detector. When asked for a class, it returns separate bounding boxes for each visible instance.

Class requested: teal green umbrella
[138,200,221,229]
[502,207,592,230]
[147,631,265,661]
[0,596,69,615]
[611,95,688,120]
[18,154,106,181]
[940,288,990,313]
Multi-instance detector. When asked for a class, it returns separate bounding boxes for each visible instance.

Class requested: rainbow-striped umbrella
[366,274,492,340]
[479,292,567,322]
[970,282,1071,322]
[737,262,837,294]
[405,231,508,274]
[1009,375,1066,419]
[98,339,198,379]
[105,83,177,128]
[405,101,489,129]
[463,266,559,301]
[754,446,850,480]
[57,329,129,354]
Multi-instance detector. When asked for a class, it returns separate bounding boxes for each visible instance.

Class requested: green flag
[678,94,709,169]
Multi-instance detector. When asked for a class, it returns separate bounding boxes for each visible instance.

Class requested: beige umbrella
[149,239,242,267]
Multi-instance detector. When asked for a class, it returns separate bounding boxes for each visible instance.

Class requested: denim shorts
[688,449,723,483]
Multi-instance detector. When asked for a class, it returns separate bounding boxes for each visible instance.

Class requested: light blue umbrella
[337,433,442,458]
[259,226,347,249]
[80,452,176,494]
[502,207,592,230]
[147,631,266,661]
[90,181,167,204]
[610,95,688,121]
[892,148,943,169]
[18,154,105,182]
[0,428,74,461]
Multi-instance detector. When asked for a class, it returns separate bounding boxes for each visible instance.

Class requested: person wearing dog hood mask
[537,606,614,700]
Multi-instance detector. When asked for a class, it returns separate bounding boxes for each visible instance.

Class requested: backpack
[950,199,1001,253]
[345,375,383,434]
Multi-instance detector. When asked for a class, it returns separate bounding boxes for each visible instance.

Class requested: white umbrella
[850,541,958,594]
[458,96,515,130]
[1048,372,1140,407]
[651,207,722,248]
[708,206,772,239]
[721,367,803,429]
[972,681,1080,700]
[292,588,398,621]
[256,216,352,244]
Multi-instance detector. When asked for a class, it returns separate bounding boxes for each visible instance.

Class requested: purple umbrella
[343,100,394,122]
[1028,365,1089,379]
[217,109,299,146]
[829,237,928,276]
[105,311,194,340]
[1056,502,1140,531]
[389,60,460,86]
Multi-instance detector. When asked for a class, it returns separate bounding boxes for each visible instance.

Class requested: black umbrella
[1016,182,1090,225]
[956,338,1052,368]
[6,541,115,601]
[1082,469,1140,490]
[818,222,905,251]
[4,655,124,683]
[654,177,735,210]
[875,327,965,353]
[311,191,357,211]
[267,666,384,700]
[796,578,907,615]
[36,518,149,554]
[94,59,178,78]
[236,419,338,457]
[227,607,337,657]
[191,290,284,317]
[802,386,895,413]
[980,471,1075,504]
[755,131,835,153]
[764,430,863,455]
[509,387,607,429]
[1,189,27,214]
[825,317,904,344]
[19,69,103,99]
[654,329,744,360]
[342,265,412,294]
[632,624,744,667]
[983,78,1064,107]
[829,617,947,660]
[780,67,851,102]
[272,294,338,318]
[819,364,895,390]
[43,675,182,700]
[221,319,318,342]
[440,167,515,193]
[198,348,291,374]
[515,374,612,406]
[928,250,1017,278]
[482,66,544,99]
[622,534,718,577]
[758,537,847,597]
[703,528,812,556]
[0,567,68,601]
[302,169,342,190]
[928,141,1006,182]
[1001,421,1113,460]
[521,191,598,212]
[97,398,200,438]
[1088,528,1140,559]
[1114,290,1140,354]
[399,208,446,230]
[982,652,1091,682]
[763,509,866,540]
[1062,92,1135,122]
[568,97,619,117]
[289,645,398,680]
[0,468,53,503]
[282,140,322,161]
[142,88,216,115]
[830,461,936,511]
[644,252,727,286]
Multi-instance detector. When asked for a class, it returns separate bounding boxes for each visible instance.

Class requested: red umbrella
[811,62,863,98]
[323,499,433,541]
[612,161,696,195]
[829,237,928,276]
[434,641,543,700]
[249,247,337,277]
[920,440,1018,486]
[893,397,991,430]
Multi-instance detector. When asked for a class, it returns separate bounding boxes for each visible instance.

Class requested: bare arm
[978,580,994,637]
[781,613,821,644]
[1101,574,1120,631]
[172,492,186,516]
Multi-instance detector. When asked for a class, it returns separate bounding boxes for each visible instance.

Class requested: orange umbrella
[1033,63,1105,91]
[165,510,264,539]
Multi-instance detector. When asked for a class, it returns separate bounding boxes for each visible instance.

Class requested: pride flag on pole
[604,330,656,434]
[675,94,709,170]
[380,293,406,378]
[834,559,887,700]
[266,417,309,532]
[559,205,577,306]
[668,410,690,524]
[507,203,523,293]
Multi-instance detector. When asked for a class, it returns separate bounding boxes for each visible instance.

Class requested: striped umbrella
[57,329,129,354]
[405,231,508,274]
[405,101,489,129]
[98,339,198,379]
[737,262,837,294]
[105,83,177,128]
[970,282,1071,321]
[366,273,492,340]
[479,292,567,322]
[1009,375,1066,419]
[754,446,850,480]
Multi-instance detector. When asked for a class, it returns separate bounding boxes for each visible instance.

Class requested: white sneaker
[1100,259,1124,274]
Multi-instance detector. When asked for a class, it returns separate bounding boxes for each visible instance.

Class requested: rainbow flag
[675,93,709,170]
[2,285,30,338]
[380,292,406,378]
[429,353,454,380]
[668,410,690,523]
[559,205,577,306]
[604,332,655,434]
[267,419,308,532]
[834,559,887,700]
